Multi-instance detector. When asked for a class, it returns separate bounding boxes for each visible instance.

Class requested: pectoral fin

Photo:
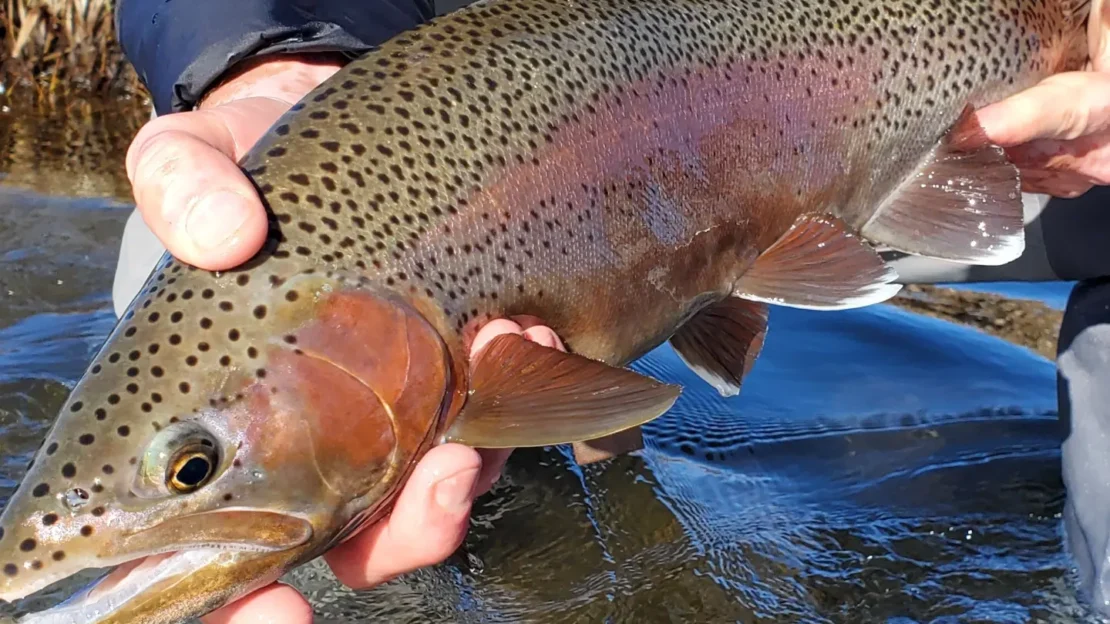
[670,297,769,397]
[444,334,681,448]
[861,105,1024,266]
[733,213,901,310]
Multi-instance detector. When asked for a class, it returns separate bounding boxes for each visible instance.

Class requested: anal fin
[734,214,901,310]
[862,104,1024,266]
[444,334,681,448]
[669,297,769,397]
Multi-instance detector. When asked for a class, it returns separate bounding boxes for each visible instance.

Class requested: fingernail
[185,191,251,250]
[433,468,479,514]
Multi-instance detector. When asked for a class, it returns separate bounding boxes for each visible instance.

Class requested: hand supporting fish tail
[977,0,1110,198]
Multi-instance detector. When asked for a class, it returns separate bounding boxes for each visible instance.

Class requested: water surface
[0,101,1102,623]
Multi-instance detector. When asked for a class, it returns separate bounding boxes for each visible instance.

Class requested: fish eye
[167,444,217,493]
[134,422,223,497]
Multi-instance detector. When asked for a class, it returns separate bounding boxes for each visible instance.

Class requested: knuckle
[125,115,193,176]
[1059,105,1091,140]
[131,131,208,190]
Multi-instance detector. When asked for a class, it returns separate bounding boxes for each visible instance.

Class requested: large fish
[0,0,1092,621]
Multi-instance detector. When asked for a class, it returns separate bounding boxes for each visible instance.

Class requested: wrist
[198,53,347,110]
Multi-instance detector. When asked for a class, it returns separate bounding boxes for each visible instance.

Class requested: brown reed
[0,0,144,102]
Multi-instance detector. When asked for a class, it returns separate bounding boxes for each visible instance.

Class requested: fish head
[0,260,455,623]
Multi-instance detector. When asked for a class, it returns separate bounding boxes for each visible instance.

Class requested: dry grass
[0,0,144,101]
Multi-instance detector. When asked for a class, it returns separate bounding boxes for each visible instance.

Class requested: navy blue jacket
[115,0,436,115]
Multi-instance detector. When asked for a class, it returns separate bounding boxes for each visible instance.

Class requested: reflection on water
[0,102,1104,623]
[0,97,147,201]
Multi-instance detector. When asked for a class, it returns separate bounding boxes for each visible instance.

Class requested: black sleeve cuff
[116,0,435,115]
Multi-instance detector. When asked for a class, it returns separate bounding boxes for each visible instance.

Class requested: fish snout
[0,478,115,603]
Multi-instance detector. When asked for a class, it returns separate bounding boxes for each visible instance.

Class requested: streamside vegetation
[0,0,143,101]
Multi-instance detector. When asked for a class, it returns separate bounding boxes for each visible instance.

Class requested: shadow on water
[0,99,1104,622]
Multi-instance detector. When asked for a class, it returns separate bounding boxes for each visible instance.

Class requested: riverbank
[891,284,1063,360]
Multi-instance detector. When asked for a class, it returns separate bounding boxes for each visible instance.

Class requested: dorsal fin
[861,105,1024,266]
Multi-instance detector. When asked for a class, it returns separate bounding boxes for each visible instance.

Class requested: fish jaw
[12,547,307,624]
[0,264,458,622]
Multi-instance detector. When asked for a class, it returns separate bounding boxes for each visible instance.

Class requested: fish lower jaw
[14,549,225,624]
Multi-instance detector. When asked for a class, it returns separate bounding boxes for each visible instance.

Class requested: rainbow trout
[0,0,1092,621]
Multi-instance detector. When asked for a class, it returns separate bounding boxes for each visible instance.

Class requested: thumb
[977,71,1110,145]
[125,98,288,270]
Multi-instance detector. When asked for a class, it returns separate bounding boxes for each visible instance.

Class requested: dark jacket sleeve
[115,0,436,115]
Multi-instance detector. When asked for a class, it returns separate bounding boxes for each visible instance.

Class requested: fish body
[0,0,1091,622]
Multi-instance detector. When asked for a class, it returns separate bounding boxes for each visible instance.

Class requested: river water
[0,100,1103,623]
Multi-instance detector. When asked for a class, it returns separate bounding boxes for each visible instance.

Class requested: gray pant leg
[111,210,167,319]
[111,106,167,320]
[1058,278,1110,616]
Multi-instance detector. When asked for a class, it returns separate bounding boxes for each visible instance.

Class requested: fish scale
[0,0,1092,622]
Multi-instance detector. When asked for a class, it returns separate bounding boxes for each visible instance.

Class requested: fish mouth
[12,549,230,624]
[1,509,313,623]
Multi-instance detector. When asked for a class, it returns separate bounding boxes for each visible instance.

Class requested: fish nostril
[62,488,89,511]
[4,564,16,577]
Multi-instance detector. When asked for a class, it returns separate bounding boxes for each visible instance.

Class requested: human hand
[124,53,346,270]
[977,0,1110,198]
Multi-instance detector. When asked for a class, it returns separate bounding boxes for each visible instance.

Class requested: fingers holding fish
[470,315,567,355]
[200,583,313,624]
[978,72,1110,145]
[513,315,567,351]
[323,443,483,590]
[475,448,514,496]
[123,55,342,272]
[1014,166,1102,198]
[126,120,270,270]
[977,71,1110,196]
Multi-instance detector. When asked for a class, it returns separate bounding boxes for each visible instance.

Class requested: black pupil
[176,456,211,487]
